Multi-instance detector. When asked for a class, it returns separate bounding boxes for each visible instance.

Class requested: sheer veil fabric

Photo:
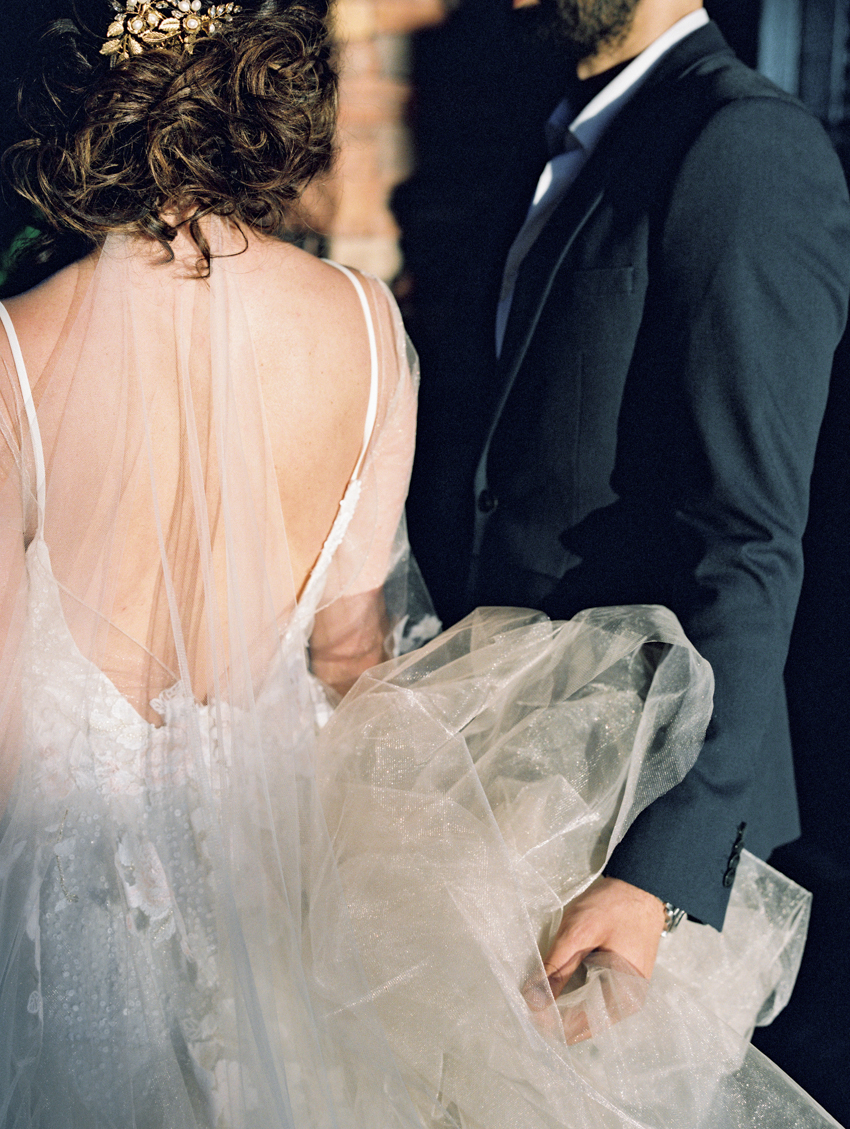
[0,222,423,1127]
[0,221,838,1128]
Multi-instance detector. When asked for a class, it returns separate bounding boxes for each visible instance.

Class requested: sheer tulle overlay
[0,224,839,1128]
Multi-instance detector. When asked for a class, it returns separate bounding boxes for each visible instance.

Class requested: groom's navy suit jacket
[471,22,850,930]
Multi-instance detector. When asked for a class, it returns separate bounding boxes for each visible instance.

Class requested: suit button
[477,488,498,514]
[723,824,747,888]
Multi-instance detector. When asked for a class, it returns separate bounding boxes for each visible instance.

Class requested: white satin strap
[323,261,380,481]
[0,300,46,528]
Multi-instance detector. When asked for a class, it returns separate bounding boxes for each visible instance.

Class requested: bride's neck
[128,214,269,270]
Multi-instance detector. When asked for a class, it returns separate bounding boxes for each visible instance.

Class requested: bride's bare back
[4,232,372,584]
[0,227,413,717]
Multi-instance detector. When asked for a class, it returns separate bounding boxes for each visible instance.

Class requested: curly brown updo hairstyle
[4,0,337,271]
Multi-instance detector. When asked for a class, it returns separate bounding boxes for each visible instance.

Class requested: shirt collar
[557,8,710,151]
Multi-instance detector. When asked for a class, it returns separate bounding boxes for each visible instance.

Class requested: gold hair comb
[101,0,241,62]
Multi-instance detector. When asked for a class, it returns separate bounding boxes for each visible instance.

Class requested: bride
[0,1,839,1126]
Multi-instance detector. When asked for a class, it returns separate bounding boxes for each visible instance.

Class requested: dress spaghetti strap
[290,263,385,621]
[322,261,379,480]
[0,301,45,529]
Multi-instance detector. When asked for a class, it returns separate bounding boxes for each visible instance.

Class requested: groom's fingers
[523,876,666,1041]
[530,878,664,1043]
[542,939,592,998]
[540,876,667,994]
[559,952,652,1044]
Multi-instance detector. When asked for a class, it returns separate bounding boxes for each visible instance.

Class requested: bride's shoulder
[243,240,398,375]
[1,255,96,374]
[255,238,396,323]
[261,241,376,315]
[0,256,86,450]
[4,253,95,311]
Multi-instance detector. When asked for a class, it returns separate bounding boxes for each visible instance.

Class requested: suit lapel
[493,20,734,411]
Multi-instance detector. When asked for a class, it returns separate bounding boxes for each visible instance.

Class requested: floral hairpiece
[100,0,242,62]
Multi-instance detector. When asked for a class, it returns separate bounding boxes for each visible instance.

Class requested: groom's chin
[519,0,640,61]
[512,0,585,60]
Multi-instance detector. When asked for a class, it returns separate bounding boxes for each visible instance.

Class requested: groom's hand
[543,876,666,995]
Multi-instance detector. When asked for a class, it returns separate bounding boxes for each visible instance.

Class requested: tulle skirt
[0,606,838,1128]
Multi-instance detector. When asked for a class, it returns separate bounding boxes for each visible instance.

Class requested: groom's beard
[528,0,641,59]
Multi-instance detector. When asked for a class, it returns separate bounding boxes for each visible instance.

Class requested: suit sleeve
[601,97,850,929]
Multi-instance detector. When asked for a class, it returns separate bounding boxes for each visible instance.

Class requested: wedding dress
[0,223,839,1129]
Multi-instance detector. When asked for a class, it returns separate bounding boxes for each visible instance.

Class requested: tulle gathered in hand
[316,604,827,1129]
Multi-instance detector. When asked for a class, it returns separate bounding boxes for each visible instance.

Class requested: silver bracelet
[661,902,686,936]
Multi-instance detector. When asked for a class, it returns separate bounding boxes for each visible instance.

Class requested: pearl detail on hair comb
[100,0,241,62]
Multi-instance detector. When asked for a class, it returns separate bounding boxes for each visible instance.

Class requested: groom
[444,0,850,987]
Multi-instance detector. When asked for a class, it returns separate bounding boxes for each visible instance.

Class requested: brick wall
[323,0,449,279]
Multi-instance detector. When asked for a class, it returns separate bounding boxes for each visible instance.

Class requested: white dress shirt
[494,8,710,356]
